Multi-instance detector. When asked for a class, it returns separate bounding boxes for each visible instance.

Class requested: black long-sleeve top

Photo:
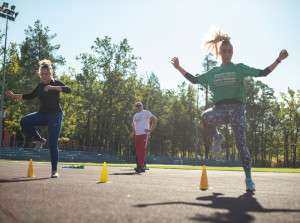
[22,80,71,114]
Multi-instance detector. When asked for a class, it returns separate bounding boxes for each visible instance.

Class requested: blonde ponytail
[204,27,231,59]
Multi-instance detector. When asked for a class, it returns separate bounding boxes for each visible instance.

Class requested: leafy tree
[74,36,140,154]
[59,70,80,143]
[279,89,300,167]
[178,83,197,158]
[2,43,23,137]
[19,20,65,86]
[201,53,217,108]
[17,20,66,141]
[200,53,217,159]
[137,73,174,156]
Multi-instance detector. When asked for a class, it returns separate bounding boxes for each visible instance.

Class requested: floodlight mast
[0,2,19,148]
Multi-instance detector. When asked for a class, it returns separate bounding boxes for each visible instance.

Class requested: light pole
[194,84,200,165]
[0,2,19,148]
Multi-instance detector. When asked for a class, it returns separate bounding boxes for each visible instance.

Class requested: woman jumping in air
[171,28,288,191]
[6,59,71,178]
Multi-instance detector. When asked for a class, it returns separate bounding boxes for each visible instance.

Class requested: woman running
[6,59,71,178]
[171,28,288,191]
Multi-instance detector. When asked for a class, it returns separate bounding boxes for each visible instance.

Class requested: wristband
[276,59,281,63]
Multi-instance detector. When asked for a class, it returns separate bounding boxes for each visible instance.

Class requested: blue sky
[1,0,300,99]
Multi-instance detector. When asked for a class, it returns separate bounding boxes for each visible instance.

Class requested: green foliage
[278,89,300,167]
[1,43,24,134]
[19,20,65,90]
[2,20,66,141]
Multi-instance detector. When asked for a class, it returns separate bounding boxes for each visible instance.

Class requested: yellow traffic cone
[199,165,209,190]
[27,159,35,177]
[99,162,108,183]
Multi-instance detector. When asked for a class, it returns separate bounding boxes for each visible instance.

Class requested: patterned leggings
[201,103,251,172]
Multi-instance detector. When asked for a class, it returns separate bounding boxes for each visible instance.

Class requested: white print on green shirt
[214,72,237,86]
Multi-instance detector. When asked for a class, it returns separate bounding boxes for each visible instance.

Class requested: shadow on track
[110,172,138,176]
[0,177,49,183]
[135,192,300,223]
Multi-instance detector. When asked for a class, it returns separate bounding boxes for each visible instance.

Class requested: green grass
[1,159,300,173]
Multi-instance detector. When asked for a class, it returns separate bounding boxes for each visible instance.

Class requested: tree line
[1,20,299,167]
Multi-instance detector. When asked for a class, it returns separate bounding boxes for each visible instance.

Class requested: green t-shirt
[196,63,260,104]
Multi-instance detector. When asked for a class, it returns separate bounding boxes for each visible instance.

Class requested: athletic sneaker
[136,166,142,174]
[135,166,146,172]
[51,171,59,178]
[245,179,256,192]
[212,133,224,154]
[33,138,46,152]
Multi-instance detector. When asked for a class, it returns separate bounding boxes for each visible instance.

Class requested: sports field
[1,161,300,223]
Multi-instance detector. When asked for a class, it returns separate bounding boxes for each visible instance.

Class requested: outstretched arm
[269,49,289,71]
[5,91,23,100]
[171,57,188,76]
[259,49,289,77]
[171,57,199,84]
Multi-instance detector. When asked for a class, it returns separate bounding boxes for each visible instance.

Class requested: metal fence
[0,140,243,167]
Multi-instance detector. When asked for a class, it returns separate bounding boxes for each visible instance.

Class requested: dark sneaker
[136,166,142,174]
[212,133,224,154]
[245,179,256,192]
[34,138,46,152]
[51,171,59,178]
[141,168,145,173]
[135,165,149,171]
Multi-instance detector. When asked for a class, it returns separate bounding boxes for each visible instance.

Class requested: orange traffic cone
[99,162,108,183]
[27,159,35,177]
[199,165,209,190]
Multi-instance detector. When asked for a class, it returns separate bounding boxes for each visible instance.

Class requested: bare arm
[145,116,158,133]
[171,57,188,76]
[5,91,22,100]
[171,57,199,84]
[131,122,136,138]
[268,49,289,72]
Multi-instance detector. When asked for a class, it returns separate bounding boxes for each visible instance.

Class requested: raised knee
[201,111,210,123]
[20,117,27,127]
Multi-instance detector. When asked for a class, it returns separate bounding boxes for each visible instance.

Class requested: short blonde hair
[38,59,54,78]
[204,28,231,59]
